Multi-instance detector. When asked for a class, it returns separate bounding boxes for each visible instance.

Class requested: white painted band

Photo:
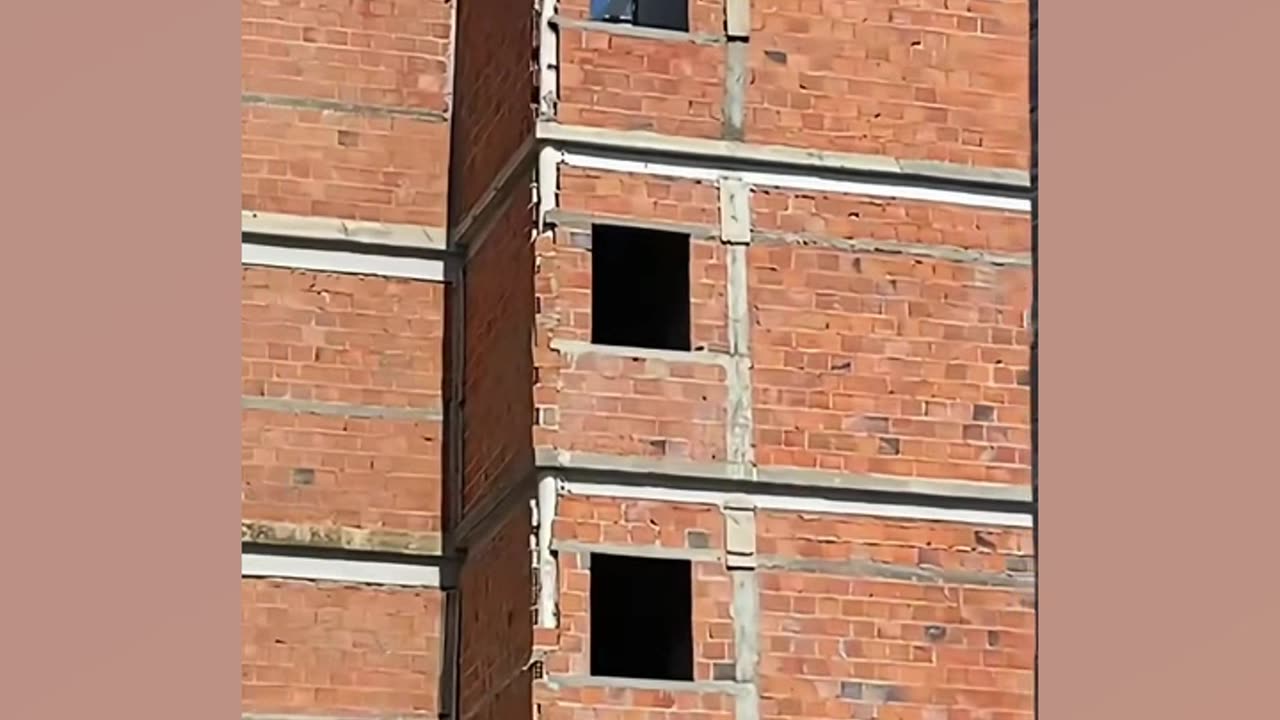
[241,242,445,282]
[559,480,1032,528]
[241,552,442,587]
[558,151,1031,213]
[241,210,447,250]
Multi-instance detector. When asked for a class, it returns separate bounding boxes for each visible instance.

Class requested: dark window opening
[590,0,690,32]
[591,224,691,351]
[590,553,694,681]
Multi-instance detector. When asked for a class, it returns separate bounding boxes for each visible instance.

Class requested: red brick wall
[241,0,452,224]
[536,685,735,720]
[751,189,1031,254]
[746,0,1030,169]
[555,0,725,138]
[449,0,535,217]
[757,512,1034,720]
[557,30,725,138]
[461,198,538,514]
[535,496,738,718]
[241,266,444,535]
[531,170,729,462]
[242,578,443,716]
[558,167,720,227]
[748,241,1031,485]
[241,0,452,111]
[458,510,535,720]
[553,494,726,557]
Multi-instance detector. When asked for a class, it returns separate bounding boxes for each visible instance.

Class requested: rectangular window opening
[590,224,691,352]
[590,0,690,32]
[589,553,694,681]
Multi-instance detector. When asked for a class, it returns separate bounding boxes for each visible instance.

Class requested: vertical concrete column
[722,496,760,720]
[719,176,756,477]
[722,0,750,140]
[532,473,561,629]
[537,0,560,119]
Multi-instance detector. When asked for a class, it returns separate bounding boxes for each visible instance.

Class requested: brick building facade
[241,0,1034,718]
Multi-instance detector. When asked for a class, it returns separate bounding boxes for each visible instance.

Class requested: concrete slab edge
[535,449,1031,504]
[241,210,448,251]
[241,395,444,422]
[537,121,1031,191]
[241,520,444,556]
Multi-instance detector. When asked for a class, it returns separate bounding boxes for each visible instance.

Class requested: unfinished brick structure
[241,0,1034,718]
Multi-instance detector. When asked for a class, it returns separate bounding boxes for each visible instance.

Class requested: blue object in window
[591,0,635,22]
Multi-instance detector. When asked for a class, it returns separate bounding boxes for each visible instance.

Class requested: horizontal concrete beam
[241,550,442,588]
[242,210,447,251]
[545,209,718,239]
[549,338,733,367]
[556,147,1030,213]
[753,230,1031,267]
[552,539,723,563]
[758,555,1036,589]
[536,448,1031,504]
[241,395,444,422]
[242,93,448,123]
[241,240,446,281]
[559,477,1032,528]
[538,121,1031,194]
[547,210,1030,267]
[542,674,746,695]
[242,520,443,556]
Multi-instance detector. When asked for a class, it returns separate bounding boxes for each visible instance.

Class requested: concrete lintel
[553,539,723,563]
[550,16,725,45]
[549,338,734,367]
[241,520,443,556]
[535,447,741,480]
[241,396,444,423]
[537,121,1032,192]
[758,555,1037,589]
[543,674,746,695]
[241,93,449,123]
[752,230,1032,267]
[241,210,447,251]
[545,209,718,239]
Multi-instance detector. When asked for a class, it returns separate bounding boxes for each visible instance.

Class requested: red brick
[558,30,725,139]
[748,243,1031,485]
[242,105,448,226]
[461,198,537,513]
[242,579,442,716]
[751,188,1031,254]
[746,0,1030,169]
[242,267,444,408]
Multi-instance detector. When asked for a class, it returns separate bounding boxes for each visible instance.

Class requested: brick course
[748,244,1031,485]
[241,267,445,534]
[746,0,1030,169]
[242,579,442,716]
